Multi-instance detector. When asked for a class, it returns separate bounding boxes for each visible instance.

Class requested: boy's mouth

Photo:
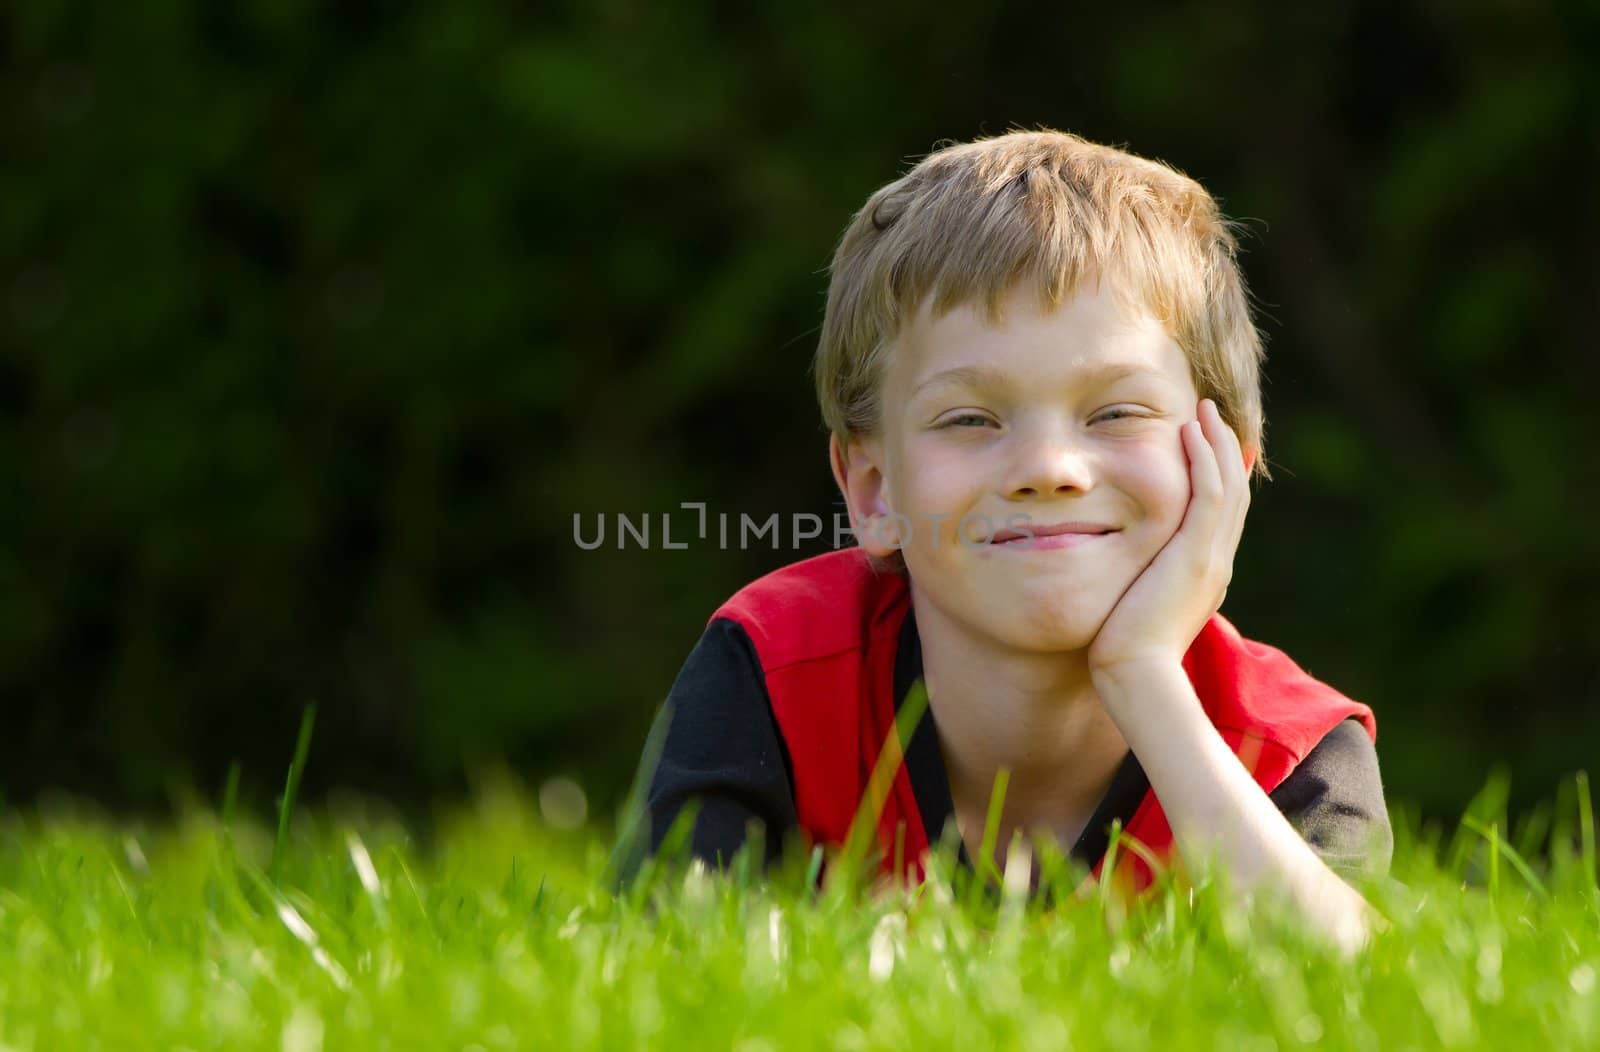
[988,521,1119,545]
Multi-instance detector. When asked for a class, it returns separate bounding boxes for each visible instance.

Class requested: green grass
[0,771,1596,1051]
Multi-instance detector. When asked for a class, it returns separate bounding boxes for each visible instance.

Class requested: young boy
[627,130,1390,946]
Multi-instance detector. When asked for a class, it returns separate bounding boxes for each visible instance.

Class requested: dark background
[5,2,1597,823]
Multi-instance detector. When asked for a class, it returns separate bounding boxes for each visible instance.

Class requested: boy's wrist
[1088,653,1188,691]
[1089,656,1204,732]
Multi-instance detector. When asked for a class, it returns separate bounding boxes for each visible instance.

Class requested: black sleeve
[615,618,799,881]
[1268,717,1394,880]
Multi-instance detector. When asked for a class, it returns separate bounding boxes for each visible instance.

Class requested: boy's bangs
[887,161,1212,356]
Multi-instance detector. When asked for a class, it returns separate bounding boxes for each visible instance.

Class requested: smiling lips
[988,521,1119,546]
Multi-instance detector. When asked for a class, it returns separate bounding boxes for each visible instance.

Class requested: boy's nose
[1002,427,1095,498]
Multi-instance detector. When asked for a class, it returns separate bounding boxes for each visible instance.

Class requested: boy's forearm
[1091,659,1376,953]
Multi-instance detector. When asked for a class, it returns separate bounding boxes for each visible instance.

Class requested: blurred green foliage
[3,2,1597,817]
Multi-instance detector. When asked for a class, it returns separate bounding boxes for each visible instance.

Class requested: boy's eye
[938,413,997,429]
[934,407,1151,429]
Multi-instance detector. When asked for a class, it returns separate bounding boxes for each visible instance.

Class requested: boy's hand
[1086,398,1251,677]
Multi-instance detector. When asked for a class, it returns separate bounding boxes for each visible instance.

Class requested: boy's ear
[1243,448,1257,475]
[828,432,903,557]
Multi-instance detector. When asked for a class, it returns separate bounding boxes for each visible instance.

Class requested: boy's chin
[910,563,1120,652]
[976,602,1111,654]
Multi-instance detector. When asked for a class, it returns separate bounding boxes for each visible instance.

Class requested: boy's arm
[1094,659,1382,954]
[1084,402,1383,949]
[615,619,799,884]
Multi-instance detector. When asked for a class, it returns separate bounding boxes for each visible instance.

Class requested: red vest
[712,548,1376,891]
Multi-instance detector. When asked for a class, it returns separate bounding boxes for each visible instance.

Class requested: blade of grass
[272,705,317,888]
[606,697,675,889]
[220,761,241,857]
[1446,771,1510,878]
[1512,801,1551,864]
[1578,770,1595,888]
[965,767,1010,913]
[804,844,825,892]
[1111,827,1167,886]
[1098,818,1129,930]
[1461,815,1547,898]
[838,678,931,887]
[1488,820,1500,899]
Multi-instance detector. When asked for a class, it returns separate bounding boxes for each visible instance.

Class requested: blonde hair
[814,128,1271,487]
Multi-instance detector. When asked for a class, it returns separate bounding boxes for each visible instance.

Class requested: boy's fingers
[1202,400,1246,489]
[1182,419,1226,580]
[1200,399,1251,551]
[1194,400,1249,574]
[1186,419,1224,505]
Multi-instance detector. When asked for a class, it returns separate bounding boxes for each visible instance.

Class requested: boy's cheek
[1122,491,1187,561]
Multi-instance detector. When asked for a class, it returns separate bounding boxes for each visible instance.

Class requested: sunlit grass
[0,751,1596,1050]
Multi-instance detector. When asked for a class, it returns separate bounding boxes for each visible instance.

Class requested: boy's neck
[908,587,1131,852]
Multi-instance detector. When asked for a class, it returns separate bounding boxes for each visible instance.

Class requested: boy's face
[835,279,1222,654]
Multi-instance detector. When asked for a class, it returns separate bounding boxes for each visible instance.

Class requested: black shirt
[626,608,1392,884]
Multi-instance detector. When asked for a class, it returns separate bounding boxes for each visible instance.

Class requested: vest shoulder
[1186,615,1377,760]
[709,549,908,672]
